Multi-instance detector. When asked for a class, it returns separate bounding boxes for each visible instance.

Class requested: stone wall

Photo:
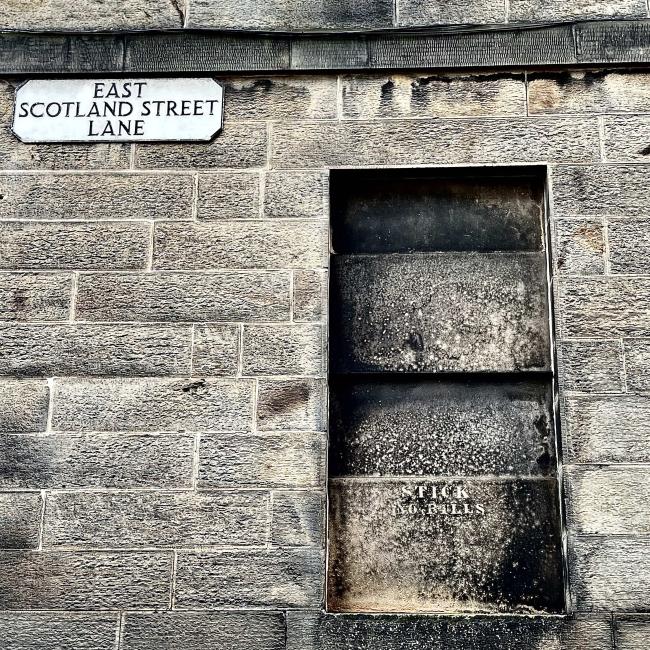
[1,68,650,648]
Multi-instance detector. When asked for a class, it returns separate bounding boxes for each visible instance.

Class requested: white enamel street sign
[12,78,224,143]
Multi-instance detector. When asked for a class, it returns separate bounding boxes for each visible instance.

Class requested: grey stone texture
[509,0,646,22]
[397,0,505,27]
[623,339,650,391]
[272,491,324,547]
[75,271,290,322]
[554,218,605,275]
[0,380,49,432]
[616,616,650,650]
[197,172,260,220]
[1,433,194,489]
[608,219,650,273]
[293,270,326,322]
[557,339,625,393]
[0,173,193,220]
[263,172,327,220]
[121,612,285,650]
[603,115,650,161]
[174,548,324,607]
[0,492,42,549]
[191,325,240,375]
[257,379,326,431]
[0,273,71,321]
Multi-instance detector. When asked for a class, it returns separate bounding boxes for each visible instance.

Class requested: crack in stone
[169,0,186,27]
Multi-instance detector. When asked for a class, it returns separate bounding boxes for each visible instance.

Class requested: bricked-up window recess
[327,167,565,614]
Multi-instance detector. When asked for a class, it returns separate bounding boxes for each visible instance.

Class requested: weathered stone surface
[122,611,285,650]
[331,253,550,373]
[264,172,327,220]
[0,173,193,221]
[0,0,181,31]
[197,172,260,220]
[616,615,650,650]
[341,72,524,118]
[187,0,392,30]
[154,221,327,270]
[569,536,650,611]
[0,551,171,609]
[175,548,323,608]
[271,118,599,168]
[198,432,326,488]
[554,218,605,274]
[223,77,337,120]
[0,613,119,650]
[330,379,554,478]
[0,380,49,433]
[272,491,324,547]
[552,165,650,217]
[287,611,613,650]
[624,339,650,391]
[397,0,504,26]
[293,270,326,322]
[0,492,41,549]
[0,221,149,270]
[242,324,323,375]
[51,378,253,433]
[557,339,625,392]
[192,325,239,376]
[76,272,290,322]
[529,70,650,114]
[564,395,650,463]
[257,379,326,431]
[328,478,563,613]
[558,277,650,337]
[608,218,650,273]
[509,0,645,22]
[290,37,368,70]
[135,122,267,169]
[0,273,70,321]
[43,491,269,548]
[565,466,650,535]
[330,169,544,254]
[0,324,191,377]
[603,115,650,161]
[1,433,194,489]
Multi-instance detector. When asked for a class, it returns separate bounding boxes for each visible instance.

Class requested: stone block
[529,70,650,114]
[0,272,70,321]
[563,395,650,463]
[341,72,525,118]
[174,548,323,608]
[557,339,625,393]
[608,218,650,273]
[223,77,337,121]
[271,118,599,168]
[122,611,285,650]
[0,173,193,221]
[554,218,605,274]
[293,270,326,322]
[552,165,650,217]
[328,478,563,613]
[135,122,267,169]
[330,253,550,373]
[0,324,191,377]
[0,613,119,650]
[509,0,645,22]
[153,221,327,270]
[198,432,326,488]
[624,339,650,391]
[264,172,327,220]
[603,115,650,161]
[51,378,253,433]
[616,615,650,650]
[0,492,42,549]
[0,380,49,433]
[43,491,269,548]
[242,324,323,375]
[0,433,194,489]
[565,466,650,535]
[0,0,182,30]
[197,172,260,220]
[558,277,650,337]
[330,379,554,478]
[75,271,290,322]
[0,551,171,609]
[187,0,392,30]
[272,491,324,547]
[257,379,326,431]
[0,221,149,270]
[397,0,504,26]
[569,536,650,611]
[192,325,240,376]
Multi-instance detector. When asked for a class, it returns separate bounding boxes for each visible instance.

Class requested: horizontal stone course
[397,0,504,27]
[263,172,327,220]
[51,378,253,433]
[0,492,42,549]
[0,323,191,377]
[197,172,260,220]
[75,271,290,322]
[0,380,49,433]
[0,551,171,609]
[1,433,194,489]
[192,325,240,376]
[257,379,327,431]
[0,273,70,321]
[557,339,625,393]
[509,0,646,22]
[603,115,650,161]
